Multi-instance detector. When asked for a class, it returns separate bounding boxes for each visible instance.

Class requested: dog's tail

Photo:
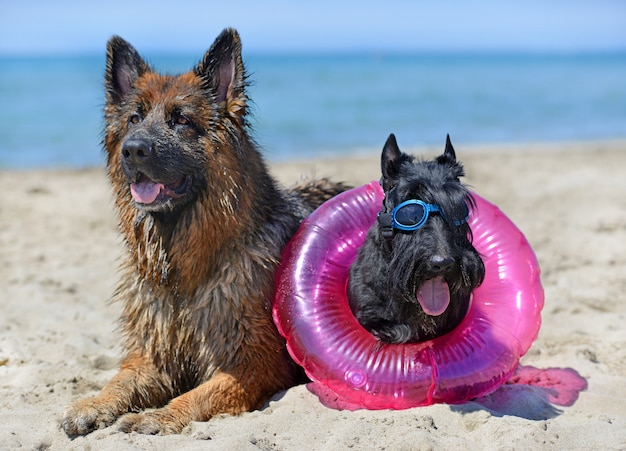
[293,178,351,210]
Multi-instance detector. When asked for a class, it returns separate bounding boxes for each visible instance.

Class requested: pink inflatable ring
[273,181,544,409]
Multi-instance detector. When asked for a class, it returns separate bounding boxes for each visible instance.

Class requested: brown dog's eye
[129,114,141,124]
[175,114,190,126]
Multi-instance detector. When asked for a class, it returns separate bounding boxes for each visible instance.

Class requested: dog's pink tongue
[130,180,164,204]
[416,277,450,316]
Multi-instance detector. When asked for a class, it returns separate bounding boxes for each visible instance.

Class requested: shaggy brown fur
[61,28,346,436]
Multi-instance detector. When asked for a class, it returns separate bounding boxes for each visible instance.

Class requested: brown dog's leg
[62,353,173,435]
[116,370,265,435]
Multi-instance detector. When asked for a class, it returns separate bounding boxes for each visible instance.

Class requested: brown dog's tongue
[130,180,164,204]
[416,277,450,316]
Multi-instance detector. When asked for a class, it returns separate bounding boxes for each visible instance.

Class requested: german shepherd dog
[62,28,346,435]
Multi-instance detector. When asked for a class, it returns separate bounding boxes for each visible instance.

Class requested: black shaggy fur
[348,134,485,344]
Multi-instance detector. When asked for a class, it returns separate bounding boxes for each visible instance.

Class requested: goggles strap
[377,194,395,241]
[377,212,394,241]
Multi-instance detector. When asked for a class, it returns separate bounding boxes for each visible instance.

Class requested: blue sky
[1,0,625,55]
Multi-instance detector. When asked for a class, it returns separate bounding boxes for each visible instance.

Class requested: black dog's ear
[437,134,457,165]
[438,134,465,178]
[381,133,402,186]
[444,134,456,160]
[105,36,150,105]
[195,28,247,117]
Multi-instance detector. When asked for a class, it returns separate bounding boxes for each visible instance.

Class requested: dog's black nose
[430,255,455,274]
[122,138,153,163]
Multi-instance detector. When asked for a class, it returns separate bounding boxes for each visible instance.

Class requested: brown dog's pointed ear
[105,36,150,105]
[195,28,247,117]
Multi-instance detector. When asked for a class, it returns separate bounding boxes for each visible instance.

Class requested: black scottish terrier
[348,134,485,344]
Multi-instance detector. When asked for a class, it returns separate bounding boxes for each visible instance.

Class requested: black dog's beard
[386,234,466,304]
[349,230,485,344]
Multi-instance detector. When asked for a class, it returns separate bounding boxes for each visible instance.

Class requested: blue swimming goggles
[378,199,468,240]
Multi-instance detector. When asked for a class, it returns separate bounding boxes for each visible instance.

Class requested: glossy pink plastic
[273,181,544,409]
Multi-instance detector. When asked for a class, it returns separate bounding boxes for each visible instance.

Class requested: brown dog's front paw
[117,409,185,435]
[61,397,121,436]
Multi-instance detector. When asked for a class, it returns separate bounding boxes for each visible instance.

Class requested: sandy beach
[1,139,625,450]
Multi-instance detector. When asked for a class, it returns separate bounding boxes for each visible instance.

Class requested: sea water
[1,52,625,168]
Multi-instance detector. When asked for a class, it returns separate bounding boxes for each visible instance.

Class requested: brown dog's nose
[430,255,455,274]
[122,138,153,163]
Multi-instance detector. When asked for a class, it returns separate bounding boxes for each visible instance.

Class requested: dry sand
[1,140,625,450]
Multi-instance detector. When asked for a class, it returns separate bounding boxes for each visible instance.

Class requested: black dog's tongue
[416,277,450,316]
